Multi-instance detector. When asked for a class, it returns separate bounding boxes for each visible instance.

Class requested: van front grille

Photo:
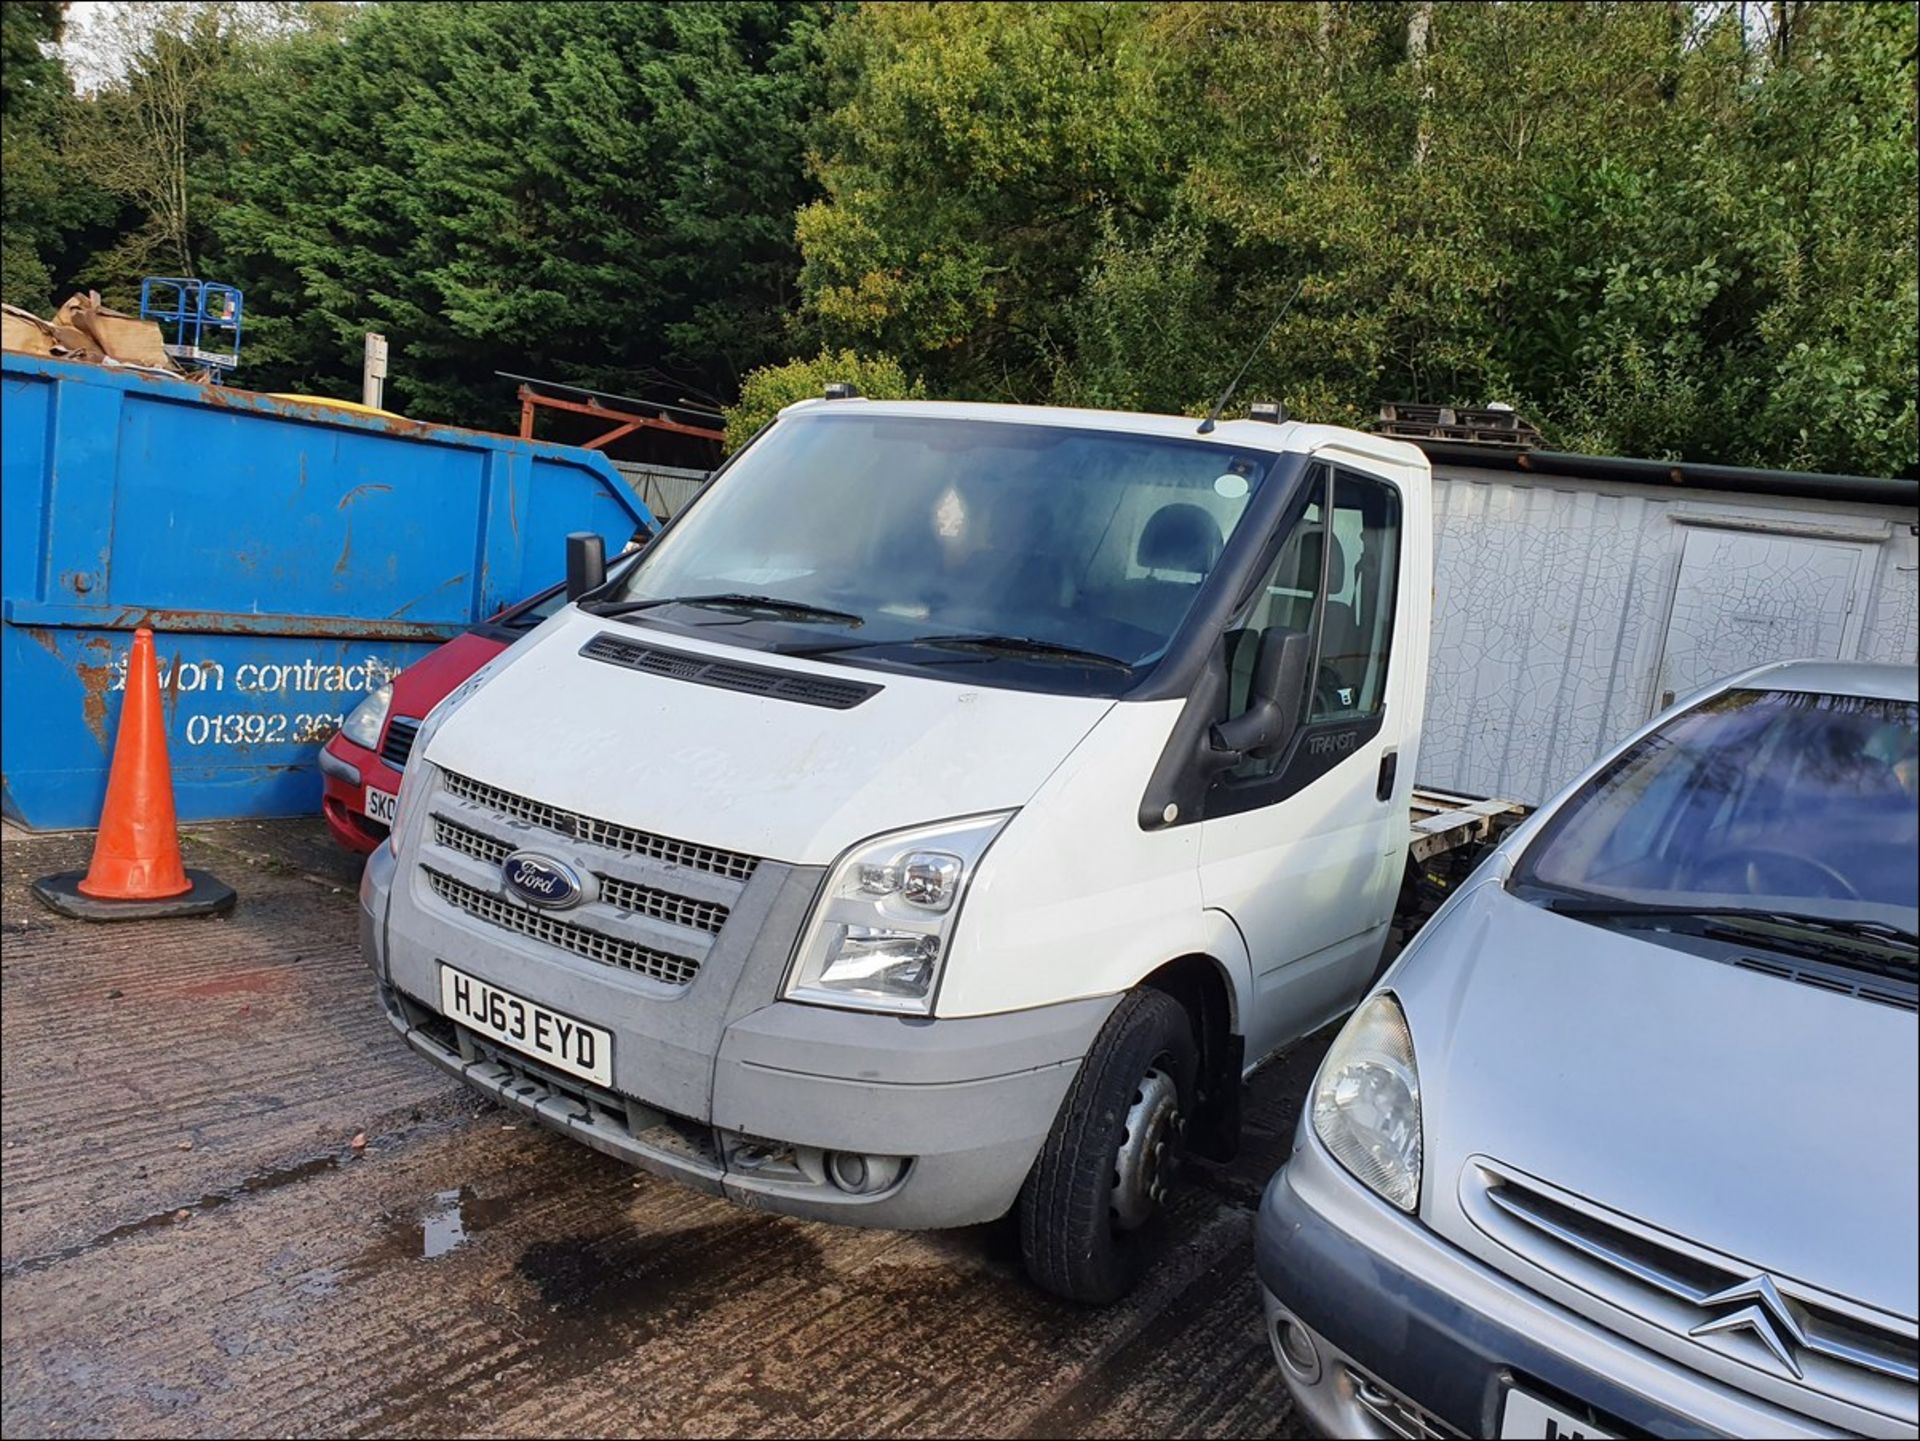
[595,875,729,933]
[433,815,511,865]
[430,815,729,934]
[439,768,759,881]
[424,869,700,987]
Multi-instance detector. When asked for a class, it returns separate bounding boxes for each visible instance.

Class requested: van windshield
[603,411,1278,691]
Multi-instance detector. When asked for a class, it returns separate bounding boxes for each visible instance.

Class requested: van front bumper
[364,837,1113,1229]
[378,979,1111,1229]
[1255,1131,1851,1440]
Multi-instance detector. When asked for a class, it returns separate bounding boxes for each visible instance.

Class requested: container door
[1654,527,1869,713]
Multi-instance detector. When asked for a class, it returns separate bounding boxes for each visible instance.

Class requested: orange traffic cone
[32,627,235,921]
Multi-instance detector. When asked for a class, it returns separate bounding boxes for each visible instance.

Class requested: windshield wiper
[781,631,1134,671]
[1702,912,1918,954]
[582,592,864,627]
[1545,898,1918,953]
[911,633,1134,671]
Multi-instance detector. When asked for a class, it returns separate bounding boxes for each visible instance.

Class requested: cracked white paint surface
[1658,528,1865,704]
[1419,467,1918,806]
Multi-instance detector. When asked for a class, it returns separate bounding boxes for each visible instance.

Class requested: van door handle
[1377,749,1398,802]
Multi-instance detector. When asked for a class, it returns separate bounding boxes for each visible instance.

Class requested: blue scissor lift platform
[138,277,244,379]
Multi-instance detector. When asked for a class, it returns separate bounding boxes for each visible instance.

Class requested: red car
[319,581,567,853]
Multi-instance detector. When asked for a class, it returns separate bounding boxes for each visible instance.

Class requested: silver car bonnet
[1401,879,1918,1326]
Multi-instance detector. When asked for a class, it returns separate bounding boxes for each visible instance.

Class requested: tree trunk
[1408,1,1434,167]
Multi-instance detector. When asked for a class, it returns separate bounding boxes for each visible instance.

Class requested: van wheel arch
[1139,954,1241,1163]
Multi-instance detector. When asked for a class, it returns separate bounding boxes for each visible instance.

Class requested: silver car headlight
[785,812,1012,1015]
[1312,992,1422,1210]
[340,683,393,749]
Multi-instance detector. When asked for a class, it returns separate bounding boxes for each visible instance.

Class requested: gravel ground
[2,818,1329,1439]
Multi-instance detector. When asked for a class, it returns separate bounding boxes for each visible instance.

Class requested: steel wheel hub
[1110,1061,1182,1232]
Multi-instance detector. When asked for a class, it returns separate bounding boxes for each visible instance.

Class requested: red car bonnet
[387,630,511,721]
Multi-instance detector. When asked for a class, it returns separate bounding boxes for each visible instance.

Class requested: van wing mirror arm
[1209,627,1310,762]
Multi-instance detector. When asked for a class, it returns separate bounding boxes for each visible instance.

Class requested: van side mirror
[1211,627,1310,761]
[565,532,606,601]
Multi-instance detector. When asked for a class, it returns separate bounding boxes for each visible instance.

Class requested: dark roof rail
[1371,400,1914,507]
[1412,440,1916,508]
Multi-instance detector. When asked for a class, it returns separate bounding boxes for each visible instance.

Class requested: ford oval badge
[502,851,585,909]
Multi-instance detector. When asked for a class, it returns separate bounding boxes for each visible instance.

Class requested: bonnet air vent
[579,633,881,710]
[1731,955,1918,1013]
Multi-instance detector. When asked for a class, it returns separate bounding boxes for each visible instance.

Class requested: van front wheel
[1018,988,1198,1304]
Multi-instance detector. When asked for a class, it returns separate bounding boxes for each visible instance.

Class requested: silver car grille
[439,768,759,881]
[420,770,763,990]
[1464,1157,1918,1423]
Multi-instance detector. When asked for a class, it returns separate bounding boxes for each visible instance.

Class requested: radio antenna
[1197,279,1306,435]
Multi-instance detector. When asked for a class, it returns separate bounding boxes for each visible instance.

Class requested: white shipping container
[1421,460,1918,805]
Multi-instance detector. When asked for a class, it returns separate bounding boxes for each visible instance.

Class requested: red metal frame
[517,385,724,450]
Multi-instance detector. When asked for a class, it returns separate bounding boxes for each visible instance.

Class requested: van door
[1198,462,1414,1065]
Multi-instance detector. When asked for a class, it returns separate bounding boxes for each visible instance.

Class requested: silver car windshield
[605,412,1276,687]
[1518,688,1919,931]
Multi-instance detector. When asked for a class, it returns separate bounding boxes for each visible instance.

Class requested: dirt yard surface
[2,818,1327,1439]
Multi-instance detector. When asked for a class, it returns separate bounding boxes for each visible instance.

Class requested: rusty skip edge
[2,599,459,644]
[5,352,649,499]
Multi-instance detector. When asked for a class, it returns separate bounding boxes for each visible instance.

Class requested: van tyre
[1019,988,1198,1304]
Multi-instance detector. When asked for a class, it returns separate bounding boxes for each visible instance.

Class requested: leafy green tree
[797,1,1175,401]
[215,1,830,423]
[1,1,112,312]
[723,347,923,449]
[17,0,1909,472]
[799,0,1917,474]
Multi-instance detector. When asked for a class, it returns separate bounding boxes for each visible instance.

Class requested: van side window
[1311,472,1400,722]
[1220,467,1330,781]
[1216,466,1400,785]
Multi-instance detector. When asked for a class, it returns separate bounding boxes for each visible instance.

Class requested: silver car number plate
[439,963,611,1088]
[1498,1388,1613,1440]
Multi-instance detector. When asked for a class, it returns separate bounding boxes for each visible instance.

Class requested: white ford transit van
[359,396,1432,1301]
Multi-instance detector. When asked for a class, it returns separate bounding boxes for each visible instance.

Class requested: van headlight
[1312,992,1423,1210]
[785,813,1011,1015]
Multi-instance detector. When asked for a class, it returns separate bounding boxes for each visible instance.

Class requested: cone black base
[30,869,237,922]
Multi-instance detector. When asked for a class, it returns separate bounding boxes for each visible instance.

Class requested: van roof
[776,397,1428,471]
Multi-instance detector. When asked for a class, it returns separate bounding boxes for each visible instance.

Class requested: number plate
[1499,1388,1613,1440]
[438,964,611,1087]
[364,785,398,826]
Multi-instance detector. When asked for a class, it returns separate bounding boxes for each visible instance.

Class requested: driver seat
[1108,503,1223,636]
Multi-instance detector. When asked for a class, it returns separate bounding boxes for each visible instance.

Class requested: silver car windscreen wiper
[1702,911,1919,955]
[1545,897,1918,955]
[582,592,864,627]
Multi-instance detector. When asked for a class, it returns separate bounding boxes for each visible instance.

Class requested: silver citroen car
[1256,659,1918,1439]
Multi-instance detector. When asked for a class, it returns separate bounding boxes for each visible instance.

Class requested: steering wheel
[1690,846,1860,901]
[1311,665,1350,717]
